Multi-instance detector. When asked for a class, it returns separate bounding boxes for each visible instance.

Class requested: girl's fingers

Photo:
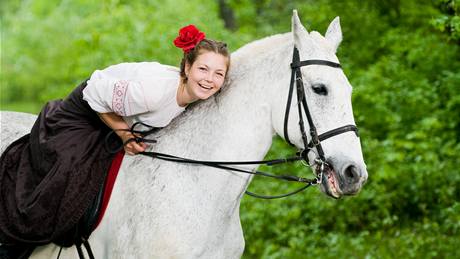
[134,142,146,152]
[126,142,146,154]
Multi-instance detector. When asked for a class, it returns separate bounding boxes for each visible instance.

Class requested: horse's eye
[312,83,328,95]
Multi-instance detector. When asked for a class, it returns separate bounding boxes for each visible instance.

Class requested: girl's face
[184,51,228,101]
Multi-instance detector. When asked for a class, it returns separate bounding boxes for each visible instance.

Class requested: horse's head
[272,11,367,198]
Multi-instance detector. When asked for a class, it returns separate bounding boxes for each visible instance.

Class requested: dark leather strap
[283,50,297,146]
[291,59,342,69]
[308,124,359,148]
[140,151,313,183]
[245,183,313,199]
[105,122,161,154]
[83,240,95,259]
[292,48,327,160]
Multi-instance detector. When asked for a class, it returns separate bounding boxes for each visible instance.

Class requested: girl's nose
[205,73,213,82]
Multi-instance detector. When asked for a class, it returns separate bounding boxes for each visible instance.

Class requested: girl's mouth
[198,83,212,90]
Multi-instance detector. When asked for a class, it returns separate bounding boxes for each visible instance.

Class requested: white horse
[1,11,367,259]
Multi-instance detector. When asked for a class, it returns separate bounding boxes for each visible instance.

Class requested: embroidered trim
[112,80,129,116]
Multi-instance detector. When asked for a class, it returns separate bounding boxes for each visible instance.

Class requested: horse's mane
[230,32,291,68]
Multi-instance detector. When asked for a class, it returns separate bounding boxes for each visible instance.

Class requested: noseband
[283,47,359,170]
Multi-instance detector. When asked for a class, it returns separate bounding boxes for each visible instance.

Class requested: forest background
[1,0,459,258]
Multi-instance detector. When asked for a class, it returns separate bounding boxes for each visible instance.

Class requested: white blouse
[82,62,186,127]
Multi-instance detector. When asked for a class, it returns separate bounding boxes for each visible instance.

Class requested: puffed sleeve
[82,63,165,116]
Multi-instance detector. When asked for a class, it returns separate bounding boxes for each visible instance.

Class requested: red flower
[173,25,206,53]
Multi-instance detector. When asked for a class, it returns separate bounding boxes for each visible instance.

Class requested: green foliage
[1,0,459,258]
[431,0,460,41]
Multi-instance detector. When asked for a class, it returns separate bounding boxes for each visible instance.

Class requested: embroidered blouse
[82,62,186,127]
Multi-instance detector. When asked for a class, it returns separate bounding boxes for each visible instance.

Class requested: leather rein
[105,47,359,199]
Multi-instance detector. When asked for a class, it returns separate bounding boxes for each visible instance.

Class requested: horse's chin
[318,166,342,199]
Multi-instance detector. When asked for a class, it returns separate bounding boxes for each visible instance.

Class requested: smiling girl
[85,25,230,155]
[0,24,230,255]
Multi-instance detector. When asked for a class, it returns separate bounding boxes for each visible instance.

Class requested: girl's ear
[185,62,191,77]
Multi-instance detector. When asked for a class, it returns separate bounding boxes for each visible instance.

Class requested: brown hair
[179,39,230,83]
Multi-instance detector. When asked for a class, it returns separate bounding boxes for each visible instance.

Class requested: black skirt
[0,81,121,245]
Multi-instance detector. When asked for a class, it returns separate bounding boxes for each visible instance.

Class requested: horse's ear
[325,16,342,53]
[292,10,308,46]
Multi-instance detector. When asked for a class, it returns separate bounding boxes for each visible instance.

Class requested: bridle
[283,47,359,183]
[105,47,359,200]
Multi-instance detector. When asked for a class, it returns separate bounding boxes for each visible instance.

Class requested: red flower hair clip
[173,24,206,53]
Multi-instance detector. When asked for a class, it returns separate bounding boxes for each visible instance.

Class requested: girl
[0,24,230,256]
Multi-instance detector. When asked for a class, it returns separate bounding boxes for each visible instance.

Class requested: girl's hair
[179,39,230,83]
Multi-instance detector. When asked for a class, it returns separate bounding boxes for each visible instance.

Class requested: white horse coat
[1,11,367,259]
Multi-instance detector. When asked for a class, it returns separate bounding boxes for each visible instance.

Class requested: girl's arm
[98,112,147,155]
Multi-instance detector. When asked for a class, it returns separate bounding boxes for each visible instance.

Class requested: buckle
[310,130,320,146]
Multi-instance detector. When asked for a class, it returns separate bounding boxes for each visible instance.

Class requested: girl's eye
[216,73,224,77]
[199,67,207,71]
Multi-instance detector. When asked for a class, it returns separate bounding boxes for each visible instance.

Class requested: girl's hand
[97,113,148,155]
[120,131,148,155]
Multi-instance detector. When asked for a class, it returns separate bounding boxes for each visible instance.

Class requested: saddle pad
[94,150,125,229]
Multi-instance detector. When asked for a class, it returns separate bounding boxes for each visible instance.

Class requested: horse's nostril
[344,165,359,182]
[340,164,366,195]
